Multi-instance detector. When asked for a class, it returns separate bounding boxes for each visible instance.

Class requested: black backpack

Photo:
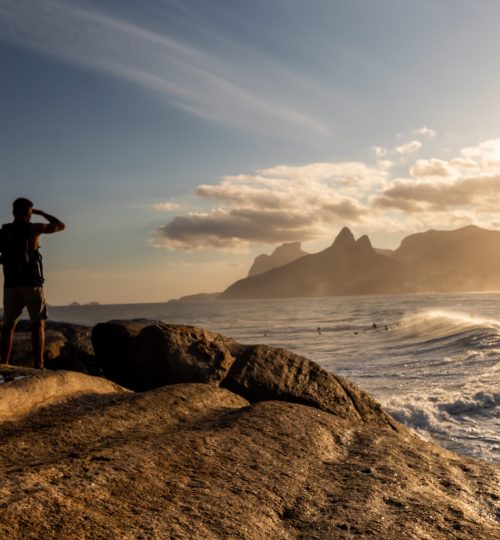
[0,223,44,286]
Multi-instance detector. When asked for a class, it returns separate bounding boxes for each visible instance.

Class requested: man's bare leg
[1,321,16,365]
[32,320,45,369]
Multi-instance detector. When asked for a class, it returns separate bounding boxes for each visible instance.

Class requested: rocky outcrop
[0,366,127,422]
[91,321,403,432]
[4,320,96,373]
[0,321,498,538]
[221,344,396,428]
[93,322,238,391]
[248,241,308,277]
[0,377,498,539]
[90,319,158,381]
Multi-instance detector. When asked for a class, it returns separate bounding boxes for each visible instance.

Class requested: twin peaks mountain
[220,225,500,299]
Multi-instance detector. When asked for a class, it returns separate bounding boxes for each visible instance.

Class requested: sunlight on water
[400,309,500,336]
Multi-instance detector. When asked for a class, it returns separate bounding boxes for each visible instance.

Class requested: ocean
[48,293,500,464]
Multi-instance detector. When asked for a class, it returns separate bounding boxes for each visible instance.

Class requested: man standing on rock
[0,198,65,368]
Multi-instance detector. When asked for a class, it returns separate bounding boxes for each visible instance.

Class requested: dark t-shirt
[0,222,44,288]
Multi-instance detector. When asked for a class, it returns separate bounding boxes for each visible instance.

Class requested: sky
[1,0,500,305]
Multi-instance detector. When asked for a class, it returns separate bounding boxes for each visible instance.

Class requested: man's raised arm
[32,209,65,233]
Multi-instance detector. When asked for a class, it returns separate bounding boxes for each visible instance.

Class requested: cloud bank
[154,161,380,249]
[154,137,500,250]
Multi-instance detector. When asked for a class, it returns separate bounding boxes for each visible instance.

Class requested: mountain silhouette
[393,224,500,292]
[248,241,308,277]
[220,225,500,299]
[220,227,408,299]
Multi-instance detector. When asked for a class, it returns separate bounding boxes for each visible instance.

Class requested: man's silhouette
[0,198,65,368]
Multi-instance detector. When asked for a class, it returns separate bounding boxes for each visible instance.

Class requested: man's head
[12,198,33,221]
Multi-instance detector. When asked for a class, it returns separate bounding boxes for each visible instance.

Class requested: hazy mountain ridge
[220,225,500,299]
[392,224,500,291]
[220,227,409,299]
[167,292,221,304]
[168,242,308,302]
[247,241,308,277]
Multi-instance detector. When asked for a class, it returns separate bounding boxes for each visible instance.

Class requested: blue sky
[1,0,500,304]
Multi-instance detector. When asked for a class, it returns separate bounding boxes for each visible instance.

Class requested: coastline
[4,291,500,464]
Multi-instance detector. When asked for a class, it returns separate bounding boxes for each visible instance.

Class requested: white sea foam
[443,390,500,412]
[384,385,500,461]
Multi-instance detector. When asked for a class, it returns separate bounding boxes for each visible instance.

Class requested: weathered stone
[125,323,238,391]
[0,367,127,422]
[0,382,497,539]
[91,321,399,429]
[0,323,499,538]
[3,321,96,373]
[91,319,156,385]
[6,330,65,368]
[221,344,400,430]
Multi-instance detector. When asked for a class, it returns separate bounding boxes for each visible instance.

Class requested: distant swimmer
[372,323,378,329]
[317,326,322,335]
[384,325,390,331]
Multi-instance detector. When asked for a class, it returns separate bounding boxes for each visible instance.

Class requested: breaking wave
[385,389,500,461]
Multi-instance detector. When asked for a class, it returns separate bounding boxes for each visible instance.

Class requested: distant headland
[172,224,500,301]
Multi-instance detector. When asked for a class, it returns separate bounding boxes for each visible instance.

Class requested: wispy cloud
[154,138,500,250]
[414,126,437,138]
[372,146,389,157]
[0,0,333,139]
[395,140,422,155]
[153,201,181,212]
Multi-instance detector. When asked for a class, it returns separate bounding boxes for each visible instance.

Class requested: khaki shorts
[3,287,48,324]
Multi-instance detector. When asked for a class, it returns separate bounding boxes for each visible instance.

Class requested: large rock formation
[248,241,308,277]
[91,321,399,430]
[221,227,409,299]
[164,224,500,304]
[0,321,500,540]
[0,321,498,538]
[220,224,500,299]
[392,224,500,291]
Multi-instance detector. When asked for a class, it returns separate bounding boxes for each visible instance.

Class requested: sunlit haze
[2,0,500,305]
